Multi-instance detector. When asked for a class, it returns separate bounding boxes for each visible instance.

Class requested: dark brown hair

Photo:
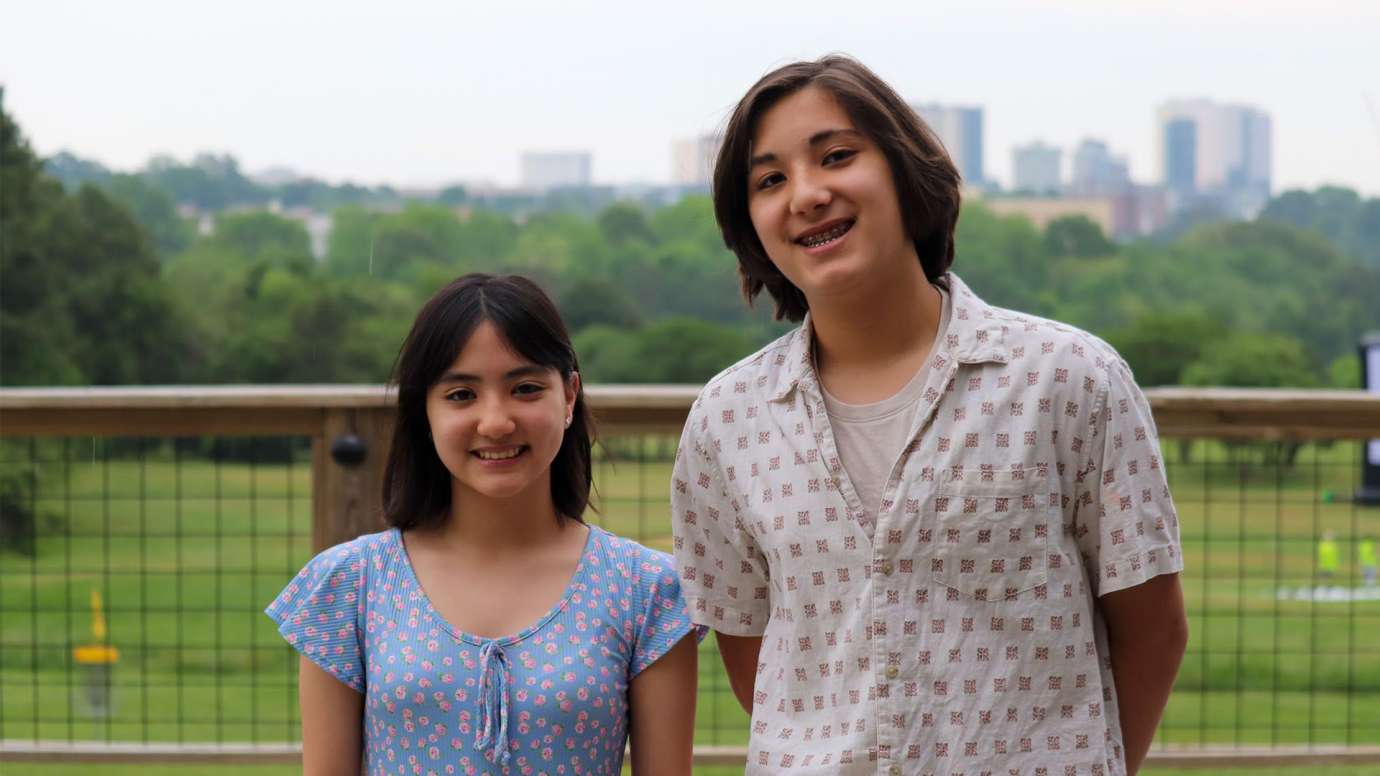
[382,273,594,529]
[712,55,962,321]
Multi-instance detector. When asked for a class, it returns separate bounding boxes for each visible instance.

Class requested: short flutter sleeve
[629,546,706,678]
[265,538,368,692]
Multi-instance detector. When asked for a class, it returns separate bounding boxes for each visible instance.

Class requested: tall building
[1069,139,1131,197]
[671,135,720,188]
[1156,99,1272,216]
[520,151,592,190]
[1163,119,1197,198]
[911,103,985,186]
[1011,141,1062,195]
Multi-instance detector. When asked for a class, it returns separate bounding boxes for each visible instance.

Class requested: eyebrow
[748,128,863,169]
[436,365,551,384]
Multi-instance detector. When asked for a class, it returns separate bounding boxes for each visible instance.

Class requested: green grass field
[2,437,1379,767]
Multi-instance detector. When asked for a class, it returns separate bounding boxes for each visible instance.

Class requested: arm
[628,633,699,776]
[299,656,364,776]
[715,631,763,715]
[1098,572,1189,776]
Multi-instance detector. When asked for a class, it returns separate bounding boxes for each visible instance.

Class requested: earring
[565,415,573,428]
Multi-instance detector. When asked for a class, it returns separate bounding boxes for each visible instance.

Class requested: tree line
[5,105,1379,393]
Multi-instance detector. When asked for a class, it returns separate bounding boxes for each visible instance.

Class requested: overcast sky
[4,0,1378,194]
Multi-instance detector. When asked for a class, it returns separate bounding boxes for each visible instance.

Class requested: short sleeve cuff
[1094,543,1185,597]
[685,595,770,637]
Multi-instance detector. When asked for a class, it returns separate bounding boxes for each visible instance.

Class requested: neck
[808,262,943,373]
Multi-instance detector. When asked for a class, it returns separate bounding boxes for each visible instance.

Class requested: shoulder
[987,304,1128,389]
[595,528,676,575]
[689,328,799,419]
[299,530,393,583]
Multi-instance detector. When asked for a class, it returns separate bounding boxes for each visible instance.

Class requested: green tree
[43,150,111,190]
[1044,215,1114,258]
[1106,311,1224,388]
[104,173,194,256]
[208,210,313,274]
[2,103,188,386]
[598,202,657,247]
[143,152,268,210]
[631,318,752,383]
[557,276,643,333]
[1181,332,1320,388]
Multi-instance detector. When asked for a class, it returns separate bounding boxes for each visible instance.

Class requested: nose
[475,398,517,440]
[788,167,832,216]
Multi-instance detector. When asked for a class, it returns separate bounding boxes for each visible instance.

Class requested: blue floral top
[266,525,702,775]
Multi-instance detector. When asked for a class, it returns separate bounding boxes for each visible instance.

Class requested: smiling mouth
[473,446,526,461]
[796,219,854,249]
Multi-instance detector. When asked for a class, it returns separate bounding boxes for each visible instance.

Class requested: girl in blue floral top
[267,274,702,775]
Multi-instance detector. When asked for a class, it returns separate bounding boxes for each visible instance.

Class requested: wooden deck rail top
[1,385,1378,440]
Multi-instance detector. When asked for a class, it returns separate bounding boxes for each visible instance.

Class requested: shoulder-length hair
[712,55,962,322]
[382,273,594,529]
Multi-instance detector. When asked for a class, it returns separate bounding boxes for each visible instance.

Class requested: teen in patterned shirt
[671,56,1187,776]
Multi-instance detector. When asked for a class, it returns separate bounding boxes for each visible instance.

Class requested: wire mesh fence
[1,422,1378,756]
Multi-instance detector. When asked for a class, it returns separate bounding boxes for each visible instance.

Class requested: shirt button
[889,766,902,776]
[880,561,894,575]
[885,666,899,679]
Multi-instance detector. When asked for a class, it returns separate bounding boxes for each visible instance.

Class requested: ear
[565,371,581,416]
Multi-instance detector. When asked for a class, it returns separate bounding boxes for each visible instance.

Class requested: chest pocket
[931,469,1053,601]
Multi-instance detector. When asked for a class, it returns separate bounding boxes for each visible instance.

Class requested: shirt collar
[767,272,1010,403]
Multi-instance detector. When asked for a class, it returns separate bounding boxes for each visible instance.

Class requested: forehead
[752,86,856,149]
[448,320,532,369]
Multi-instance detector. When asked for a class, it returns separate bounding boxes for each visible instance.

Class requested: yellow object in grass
[72,589,119,665]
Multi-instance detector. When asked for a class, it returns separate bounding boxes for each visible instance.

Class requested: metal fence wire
[1,433,1378,753]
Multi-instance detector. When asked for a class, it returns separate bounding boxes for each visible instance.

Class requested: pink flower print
[515,689,528,702]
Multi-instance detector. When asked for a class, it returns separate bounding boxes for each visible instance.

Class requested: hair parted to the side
[712,54,963,322]
[382,273,595,530]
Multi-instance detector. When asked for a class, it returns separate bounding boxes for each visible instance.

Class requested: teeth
[800,222,851,247]
[476,448,522,460]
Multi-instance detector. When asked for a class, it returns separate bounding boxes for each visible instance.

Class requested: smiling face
[424,320,578,508]
[746,86,920,306]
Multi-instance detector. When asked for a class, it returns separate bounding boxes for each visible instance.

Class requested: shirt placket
[871,355,958,776]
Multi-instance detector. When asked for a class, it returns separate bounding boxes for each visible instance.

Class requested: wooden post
[312,407,394,551]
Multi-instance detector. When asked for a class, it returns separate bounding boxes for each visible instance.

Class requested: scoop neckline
[389,523,600,647]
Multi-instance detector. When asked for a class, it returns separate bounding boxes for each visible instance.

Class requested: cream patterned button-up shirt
[671,274,1182,776]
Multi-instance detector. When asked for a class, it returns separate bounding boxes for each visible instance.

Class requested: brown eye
[823,148,856,165]
[755,172,784,191]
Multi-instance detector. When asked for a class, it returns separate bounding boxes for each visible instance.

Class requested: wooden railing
[4,385,1377,547]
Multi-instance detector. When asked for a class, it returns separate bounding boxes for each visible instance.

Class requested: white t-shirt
[821,287,951,536]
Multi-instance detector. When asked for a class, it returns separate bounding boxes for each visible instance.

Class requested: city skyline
[4,1,1377,195]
